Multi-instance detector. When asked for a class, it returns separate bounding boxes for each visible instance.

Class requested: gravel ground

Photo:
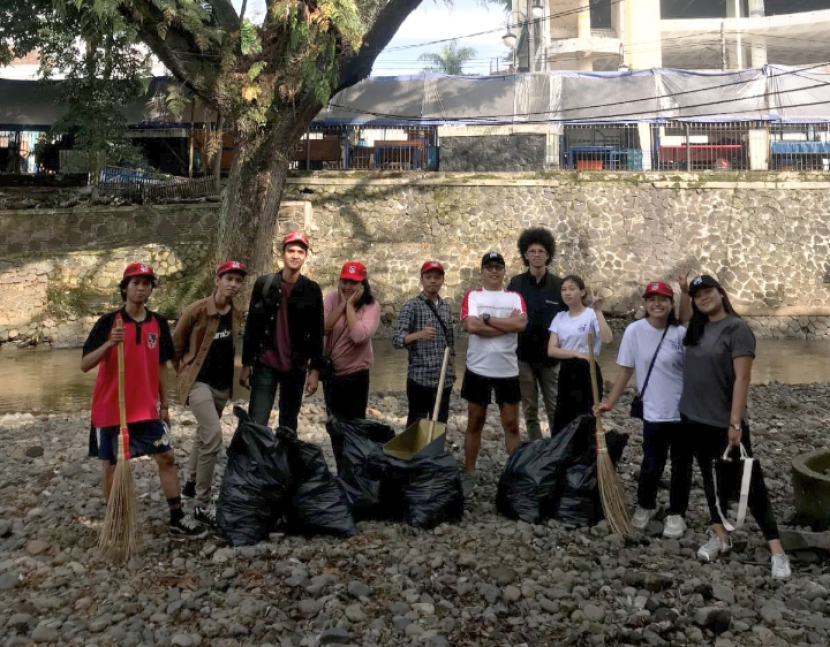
[1,382,829,647]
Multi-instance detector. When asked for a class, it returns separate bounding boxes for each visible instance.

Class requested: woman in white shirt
[547,275,613,433]
[595,279,691,539]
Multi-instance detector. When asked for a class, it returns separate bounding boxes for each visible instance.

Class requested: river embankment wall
[2,172,830,347]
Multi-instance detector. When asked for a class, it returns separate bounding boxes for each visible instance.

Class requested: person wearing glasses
[459,251,528,498]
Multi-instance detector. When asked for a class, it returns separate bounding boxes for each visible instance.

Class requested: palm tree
[418,40,478,76]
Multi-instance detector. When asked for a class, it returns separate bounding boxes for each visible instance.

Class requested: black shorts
[89,420,171,464]
[461,369,521,406]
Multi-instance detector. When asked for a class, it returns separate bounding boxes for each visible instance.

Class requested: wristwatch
[482,313,491,325]
[730,423,741,431]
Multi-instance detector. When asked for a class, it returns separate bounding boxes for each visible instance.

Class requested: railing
[98,166,219,201]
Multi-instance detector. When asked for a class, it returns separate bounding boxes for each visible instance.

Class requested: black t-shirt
[507,270,567,366]
[196,310,234,391]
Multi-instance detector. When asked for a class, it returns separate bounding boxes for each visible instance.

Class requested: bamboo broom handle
[116,318,128,460]
[587,333,608,451]
[428,346,451,442]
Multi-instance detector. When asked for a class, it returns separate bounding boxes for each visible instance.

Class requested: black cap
[481,251,506,268]
[688,274,722,297]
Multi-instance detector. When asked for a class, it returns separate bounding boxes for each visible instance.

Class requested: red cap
[282,231,309,250]
[216,260,247,277]
[642,281,674,299]
[123,263,156,281]
[420,261,445,275]
[339,261,367,281]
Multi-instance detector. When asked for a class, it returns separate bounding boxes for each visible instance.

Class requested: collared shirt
[507,269,567,366]
[392,293,456,388]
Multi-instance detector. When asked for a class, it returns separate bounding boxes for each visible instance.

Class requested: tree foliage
[418,40,478,75]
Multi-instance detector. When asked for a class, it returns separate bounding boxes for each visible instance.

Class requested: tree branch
[335,0,424,93]
[204,0,240,29]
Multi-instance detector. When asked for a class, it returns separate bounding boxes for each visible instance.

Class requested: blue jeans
[248,364,306,430]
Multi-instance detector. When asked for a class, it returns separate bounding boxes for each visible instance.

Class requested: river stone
[25,446,44,458]
[344,603,366,623]
[319,627,352,645]
[0,572,19,590]
[0,519,12,536]
[347,580,372,598]
[583,604,606,622]
[30,624,60,643]
[25,539,49,556]
[712,584,735,605]
[298,599,322,618]
[695,608,732,635]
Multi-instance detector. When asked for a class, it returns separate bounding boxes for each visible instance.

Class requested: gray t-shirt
[679,315,756,428]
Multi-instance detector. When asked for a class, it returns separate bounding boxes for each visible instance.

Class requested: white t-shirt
[461,288,527,378]
[548,308,602,357]
[617,318,687,422]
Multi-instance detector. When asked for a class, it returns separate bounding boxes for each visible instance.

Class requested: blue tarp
[771,142,830,154]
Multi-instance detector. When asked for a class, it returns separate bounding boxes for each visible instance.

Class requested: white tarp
[320,65,830,126]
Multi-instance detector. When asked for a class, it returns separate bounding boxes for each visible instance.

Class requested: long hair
[562,274,588,306]
[355,278,374,311]
[684,288,739,346]
[517,227,556,267]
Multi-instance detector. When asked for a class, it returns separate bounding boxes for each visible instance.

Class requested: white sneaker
[697,533,733,562]
[662,515,687,539]
[771,553,791,580]
[631,507,656,530]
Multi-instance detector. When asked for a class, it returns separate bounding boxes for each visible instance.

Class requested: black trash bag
[328,418,404,520]
[553,426,629,527]
[388,451,464,529]
[287,438,356,537]
[216,407,294,546]
[496,415,585,524]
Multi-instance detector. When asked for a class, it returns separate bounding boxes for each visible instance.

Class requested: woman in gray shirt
[679,275,790,580]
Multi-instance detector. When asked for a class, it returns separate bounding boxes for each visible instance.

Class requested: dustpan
[383,346,450,460]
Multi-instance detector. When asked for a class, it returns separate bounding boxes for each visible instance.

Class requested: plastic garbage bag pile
[216,409,463,546]
[496,415,628,526]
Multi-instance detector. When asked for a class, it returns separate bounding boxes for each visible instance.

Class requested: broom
[98,318,143,561]
[587,332,633,536]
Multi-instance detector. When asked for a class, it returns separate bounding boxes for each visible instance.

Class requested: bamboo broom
[98,318,143,561]
[587,333,633,536]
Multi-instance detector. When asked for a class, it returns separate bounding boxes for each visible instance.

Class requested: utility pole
[721,22,727,71]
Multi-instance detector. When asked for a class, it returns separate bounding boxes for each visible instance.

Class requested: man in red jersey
[82,263,205,539]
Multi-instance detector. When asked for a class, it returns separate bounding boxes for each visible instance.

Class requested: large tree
[1,0,424,277]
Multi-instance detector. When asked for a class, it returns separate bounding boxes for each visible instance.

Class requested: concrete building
[506,0,830,72]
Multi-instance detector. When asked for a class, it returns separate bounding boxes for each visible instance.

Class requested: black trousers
[248,365,306,431]
[405,379,452,428]
[685,418,780,541]
[638,420,693,516]
[553,358,603,434]
[324,369,370,463]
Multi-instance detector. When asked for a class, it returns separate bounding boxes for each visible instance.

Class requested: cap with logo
[420,260,445,275]
[688,274,722,297]
[480,251,506,268]
[216,260,248,277]
[282,231,310,250]
[642,281,674,299]
[123,263,157,283]
[339,261,368,281]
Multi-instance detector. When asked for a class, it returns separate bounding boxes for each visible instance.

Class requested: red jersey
[83,308,174,428]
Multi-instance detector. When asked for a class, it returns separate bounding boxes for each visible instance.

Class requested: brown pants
[186,381,230,507]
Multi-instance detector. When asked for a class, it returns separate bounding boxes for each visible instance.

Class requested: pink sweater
[323,291,381,376]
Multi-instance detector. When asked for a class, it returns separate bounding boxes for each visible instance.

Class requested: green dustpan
[383,346,450,461]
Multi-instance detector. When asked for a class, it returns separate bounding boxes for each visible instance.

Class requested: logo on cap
[649,282,659,291]
[692,276,703,285]
[349,266,355,274]
[140,264,149,273]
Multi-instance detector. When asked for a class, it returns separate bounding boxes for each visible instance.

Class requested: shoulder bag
[630,325,669,419]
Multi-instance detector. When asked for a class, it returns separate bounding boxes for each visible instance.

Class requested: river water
[0,337,828,414]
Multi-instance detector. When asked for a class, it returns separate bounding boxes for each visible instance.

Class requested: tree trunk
[211,101,320,283]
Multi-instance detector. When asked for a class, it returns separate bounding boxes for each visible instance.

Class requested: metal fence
[561,122,830,172]
[292,126,438,171]
[98,166,218,201]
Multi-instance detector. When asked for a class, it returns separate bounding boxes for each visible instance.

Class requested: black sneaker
[182,480,196,498]
[169,514,208,540]
[194,505,217,528]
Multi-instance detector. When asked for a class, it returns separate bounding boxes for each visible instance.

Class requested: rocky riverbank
[1,382,829,647]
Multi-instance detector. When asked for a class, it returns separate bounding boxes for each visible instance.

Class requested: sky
[235,0,510,76]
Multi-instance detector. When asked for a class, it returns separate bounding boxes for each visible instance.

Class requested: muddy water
[0,338,828,414]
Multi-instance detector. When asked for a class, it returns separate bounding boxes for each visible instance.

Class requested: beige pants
[186,381,230,507]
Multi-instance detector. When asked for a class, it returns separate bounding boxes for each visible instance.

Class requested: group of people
[80,226,791,579]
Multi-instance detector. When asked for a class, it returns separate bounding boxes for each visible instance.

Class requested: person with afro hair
[507,227,567,440]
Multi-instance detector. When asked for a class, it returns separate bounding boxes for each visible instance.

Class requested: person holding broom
[679,274,790,579]
[595,278,692,538]
[547,275,612,433]
[392,261,455,428]
[82,263,206,539]
[173,260,247,528]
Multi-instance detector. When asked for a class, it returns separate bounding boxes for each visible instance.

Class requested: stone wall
[3,173,830,347]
